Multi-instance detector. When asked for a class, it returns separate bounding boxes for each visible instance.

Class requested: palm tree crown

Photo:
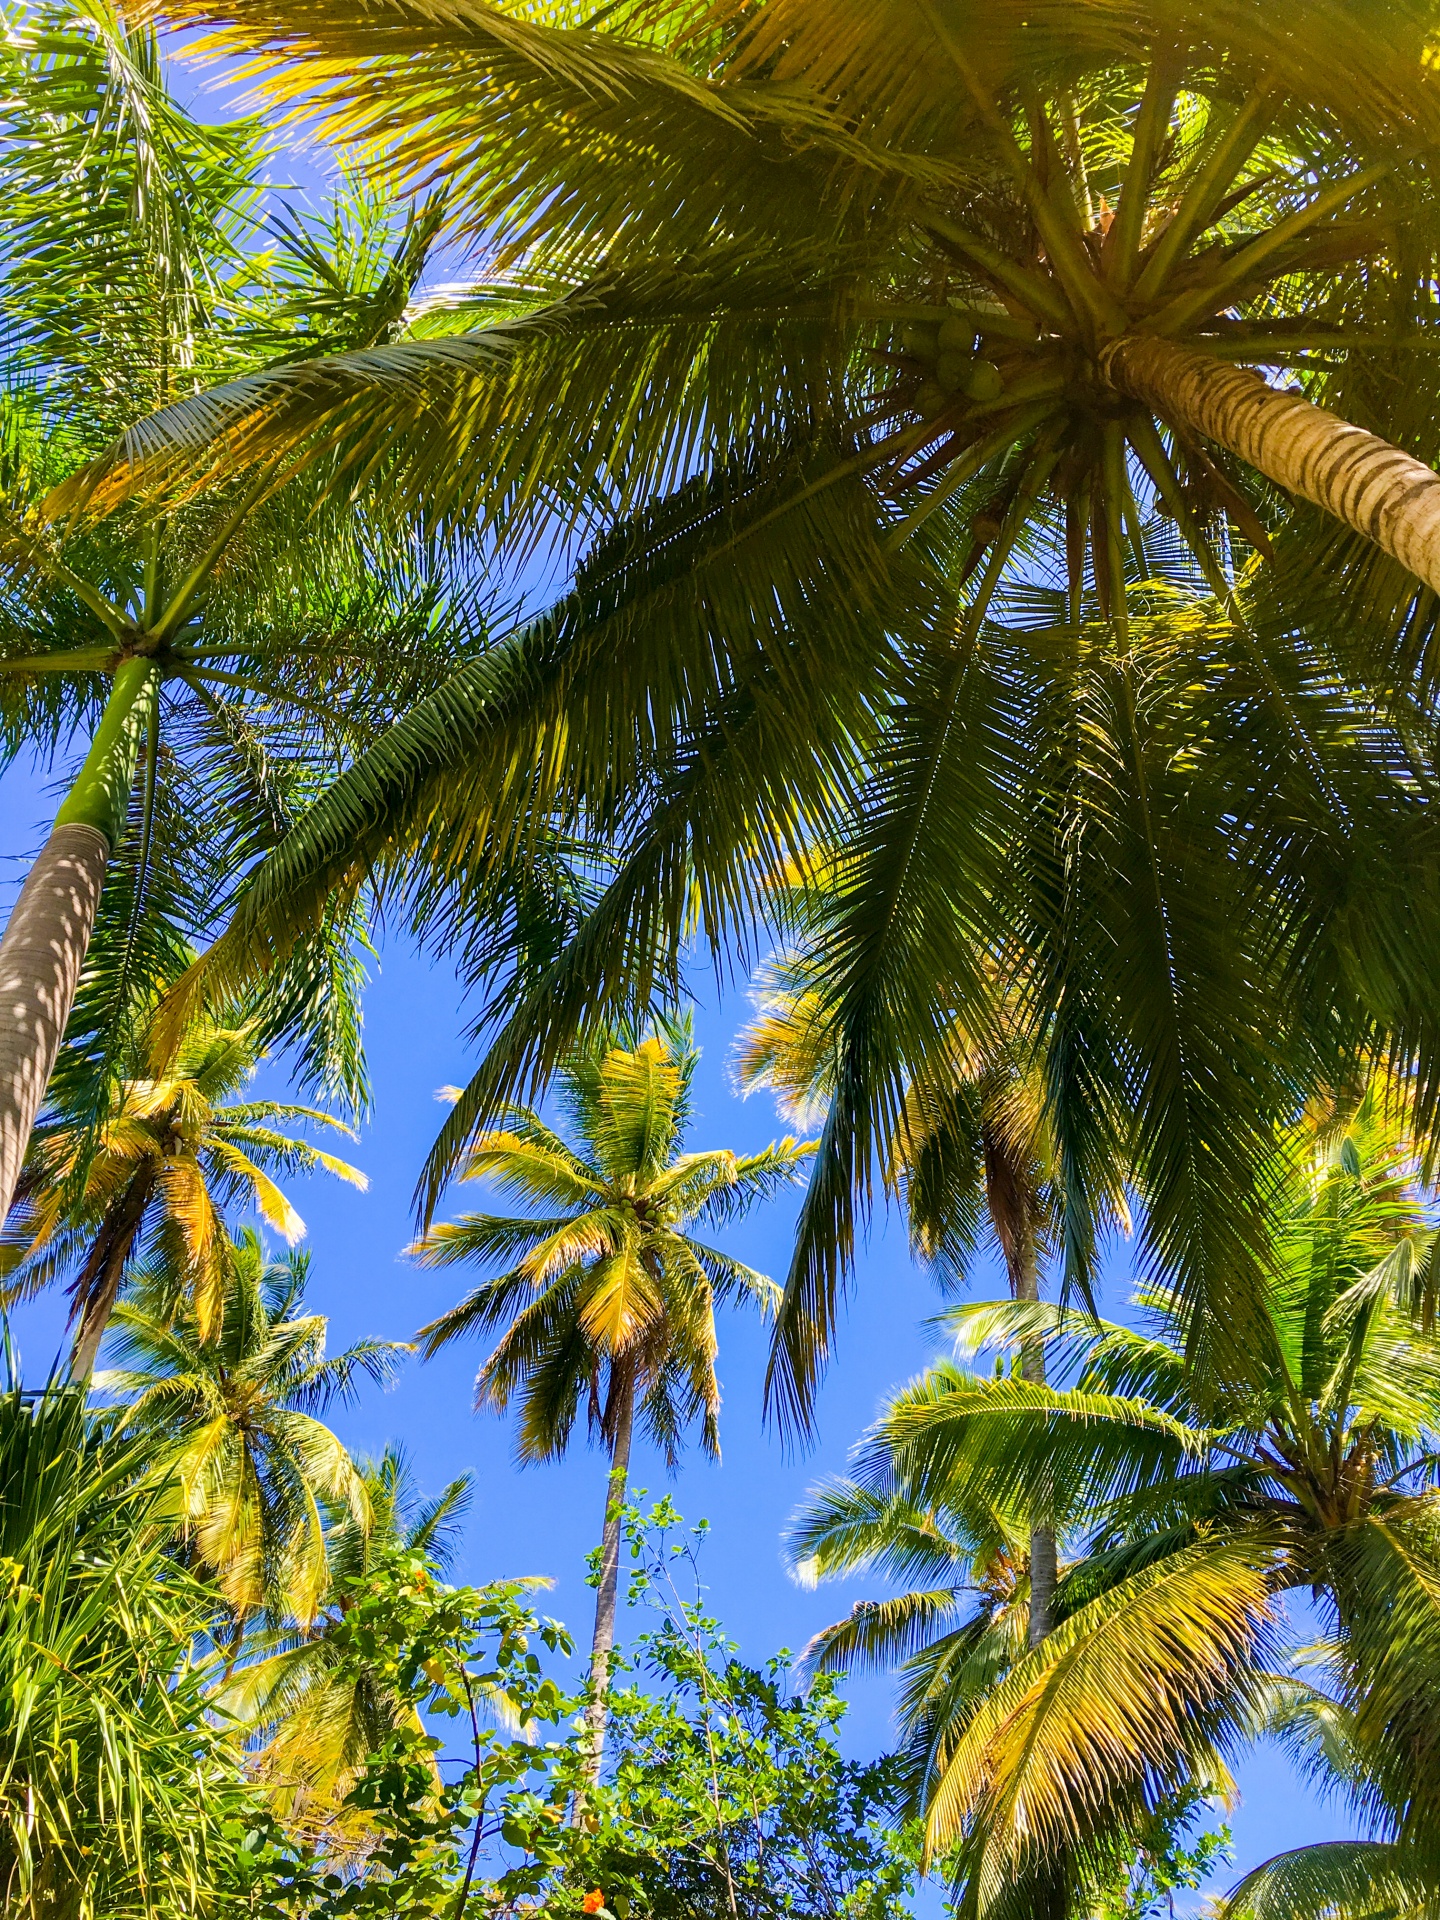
[97,1230,409,1627]
[219,1445,475,1846]
[412,1022,812,1462]
[2,1000,366,1376]
[91,0,1440,1427]
[90,0,1440,622]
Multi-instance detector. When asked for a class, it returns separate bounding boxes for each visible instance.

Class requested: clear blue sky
[0,728,1355,1901]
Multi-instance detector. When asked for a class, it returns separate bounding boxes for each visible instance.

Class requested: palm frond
[1220,1842,1438,1920]
[927,1532,1277,1880]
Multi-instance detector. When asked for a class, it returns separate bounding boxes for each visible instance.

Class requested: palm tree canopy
[78,0,1440,616]
[1220,1836,1440,1920]
[149,547,1440,1441]
[412,1021,813,1462]
[216,1445,476,1844]
[97,1229,409,1625]
[87,3,1440,1413]
[323,1441,473,1590]
[790,1081,1440,1894]
[2,986,367,1343]
[70,0,1440,1441]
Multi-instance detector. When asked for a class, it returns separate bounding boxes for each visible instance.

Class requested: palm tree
[787,1466,1246,1920]
[798,1079,1440,1903]
[787,1434,1030,1795]
[323,1442,472,1599]
[1217,1684,1440,1920]
[219,1445,475,1844]
[409,1020,812,1780]
[1224,1845,1440,1920]
[0,1,480,1225]
[92,249,1440,1443]
[96,1229,410,1629]
[2,993,367,1378]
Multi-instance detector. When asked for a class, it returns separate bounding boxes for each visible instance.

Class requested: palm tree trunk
[0,826,107,1227]
[1013,1225,1057,1649]
[1101,334,1440,592]
[982,1129,1057,1646]
[581,1373,635,1791]
[0,659,156,1227]
[68,1165,156,1381]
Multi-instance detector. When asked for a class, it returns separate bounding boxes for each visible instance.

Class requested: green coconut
[935,350,972,393]
[937,314,979,354]
[962,358,1005,402]
[899,323,940,361]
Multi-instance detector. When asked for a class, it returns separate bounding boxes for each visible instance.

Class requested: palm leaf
[927,1532,1277,1880]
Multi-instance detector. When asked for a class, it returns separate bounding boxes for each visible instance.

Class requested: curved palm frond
[927,1533,1277,1881]
[1220,1842,1440,1920]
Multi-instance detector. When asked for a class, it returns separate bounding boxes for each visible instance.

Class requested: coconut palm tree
[96,1229,409,1630]
[1216,1683,1440,1920]
[787,1431,1030,1793]
[92,190,1440,1438]
[88,0,1440,612]
[1224,1847,1440,1920]
[802,1079,1440,1903]
[0,0,482,1227]
[122,457,1440,1467]
[410,1019,812,1781]
[218,1445,475,1843]
[1,986,367,1379]
[787,1458,1248,1920]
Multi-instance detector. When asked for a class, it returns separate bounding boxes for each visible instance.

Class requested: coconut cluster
[903,315,1005,417]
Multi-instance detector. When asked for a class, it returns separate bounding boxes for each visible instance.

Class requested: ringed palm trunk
[1012,1222,1057,1649]
[581,1371,635,1791]
[1102,336,1440,593]
[0,658,156,1228]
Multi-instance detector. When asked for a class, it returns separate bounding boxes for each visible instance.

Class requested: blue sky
[1,728,1356,1901]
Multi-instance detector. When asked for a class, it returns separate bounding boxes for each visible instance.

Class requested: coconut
[937,314,979,355]
[913,379,949,418]
[935,350,972,393]
[962,358,1005,402]
[899,323,940,360]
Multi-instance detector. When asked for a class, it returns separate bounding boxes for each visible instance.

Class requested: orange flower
[582,1894,606,1914]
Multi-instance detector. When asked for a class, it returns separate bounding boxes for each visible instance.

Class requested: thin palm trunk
[0,825,108,1231]
[67,1165,156,1381]
[1012,1223,1057,1648]
[1102,335,1440,594]
[982,1128,1056,1646]
[581,1372,635,1790]
[0,658,156,1227]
